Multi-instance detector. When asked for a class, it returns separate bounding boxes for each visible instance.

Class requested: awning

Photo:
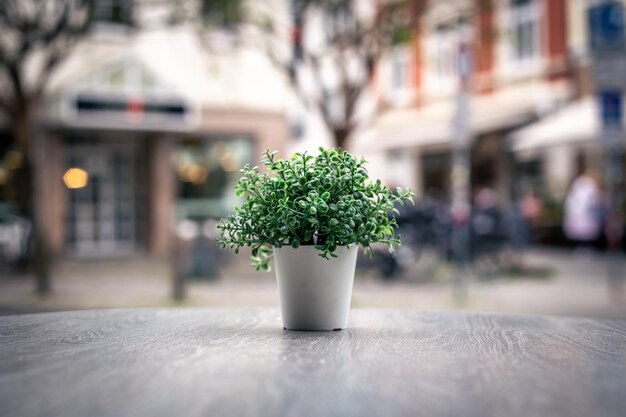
[508,98,601,152]
[368,102,453,151]
[358,82,557,153]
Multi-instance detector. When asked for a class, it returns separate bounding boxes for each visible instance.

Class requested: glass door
[66,139,136,256]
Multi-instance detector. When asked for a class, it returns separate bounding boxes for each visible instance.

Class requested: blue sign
[589,1,626,54]
[599,91,623,129]
[598,91,624,147]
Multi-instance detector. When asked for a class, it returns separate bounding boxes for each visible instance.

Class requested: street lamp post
[450,41,473,300]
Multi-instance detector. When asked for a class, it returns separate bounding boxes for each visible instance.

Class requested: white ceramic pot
[273,244,358,331]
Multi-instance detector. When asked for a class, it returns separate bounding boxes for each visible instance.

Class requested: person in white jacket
[563,173,604,245]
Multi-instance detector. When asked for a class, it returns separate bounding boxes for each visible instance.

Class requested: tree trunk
[171,235,187,301]
[13,111,33,218]
[12,103,52,295]
[333,127,350,150]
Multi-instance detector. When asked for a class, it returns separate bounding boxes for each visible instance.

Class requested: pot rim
[273,243,358,251]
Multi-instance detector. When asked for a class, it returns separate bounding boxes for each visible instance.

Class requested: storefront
[31,57,288,259]
[353,84,540,204]
[508,98,614,202]
[508,97,626,241]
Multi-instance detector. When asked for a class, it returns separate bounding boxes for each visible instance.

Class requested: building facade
[0,0,290,260]
[353,0,625,223]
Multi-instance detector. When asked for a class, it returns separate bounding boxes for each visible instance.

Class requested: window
[387,45,414,104]
[427,21,464,92]
[513,158,544,201]
[434,25,459,79]
[509,0,540,63]
[323,1,354,44]
[0,135,19,215]
[391,47,412,91]
[202,0,242,29]
[425,17,472,96]
[65,139,139,255]
[175,137,253,220]
[422,152,451,195]
[92,0,133,25]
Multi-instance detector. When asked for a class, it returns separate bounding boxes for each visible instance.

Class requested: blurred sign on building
[589,0,626,147]
[589,1,626,89]
[588,0,625,254]
[598,90,624,146]
[588,1,625,54]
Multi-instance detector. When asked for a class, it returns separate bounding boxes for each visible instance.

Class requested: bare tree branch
[0,0,92,117]
[184,0,426,147]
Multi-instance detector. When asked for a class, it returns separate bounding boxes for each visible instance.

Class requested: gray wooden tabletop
[1,309,625,417]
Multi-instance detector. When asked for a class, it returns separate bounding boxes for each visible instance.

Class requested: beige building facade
[352,0,621,212]
[10,5,291,260]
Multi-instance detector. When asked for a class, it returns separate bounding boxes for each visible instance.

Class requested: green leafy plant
[217,148,414,271]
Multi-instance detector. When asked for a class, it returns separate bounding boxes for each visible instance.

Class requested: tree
[192,0,424,149]
[0,0,93,293]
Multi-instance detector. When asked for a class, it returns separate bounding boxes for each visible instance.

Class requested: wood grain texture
[1,309,625,417]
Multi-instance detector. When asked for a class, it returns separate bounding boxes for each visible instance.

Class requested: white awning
[369,102,453,151]
[508,98,601,152]
[359,85,543,153]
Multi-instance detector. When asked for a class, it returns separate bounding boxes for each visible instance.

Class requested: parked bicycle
[361,188,530,281]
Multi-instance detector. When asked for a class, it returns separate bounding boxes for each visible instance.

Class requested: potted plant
[218,148,413,330]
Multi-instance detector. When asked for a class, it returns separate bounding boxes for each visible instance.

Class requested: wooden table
[1,309,625,417]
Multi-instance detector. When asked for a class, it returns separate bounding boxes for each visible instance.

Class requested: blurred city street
[1,0,626,321]
[2,2,626,416]
[1,247,624,319]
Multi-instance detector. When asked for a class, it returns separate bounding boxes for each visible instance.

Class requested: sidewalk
[1,247,625,319]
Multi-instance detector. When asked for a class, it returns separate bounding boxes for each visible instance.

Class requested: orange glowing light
[63,168,89,189]
[185,164,208,184]
[219,152,238,172]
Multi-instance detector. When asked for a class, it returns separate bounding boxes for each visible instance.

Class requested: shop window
[64,138,139,256]
[513,158,545,206]
[0,135,20,220]
[175,137,253,220]
[0,135,30,266]
[92,0,133,25]
[422,152,451,196]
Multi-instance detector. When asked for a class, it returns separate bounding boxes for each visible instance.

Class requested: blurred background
[0,0,624,318]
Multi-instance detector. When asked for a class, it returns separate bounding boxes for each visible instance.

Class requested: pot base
[283,327,345,331]
[274,245,358,331]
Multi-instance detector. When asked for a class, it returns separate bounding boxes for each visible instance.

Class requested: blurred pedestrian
[471,186,506,275]
[563,172,604,248]
[505,186,543,269]
[520,188,542,228]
